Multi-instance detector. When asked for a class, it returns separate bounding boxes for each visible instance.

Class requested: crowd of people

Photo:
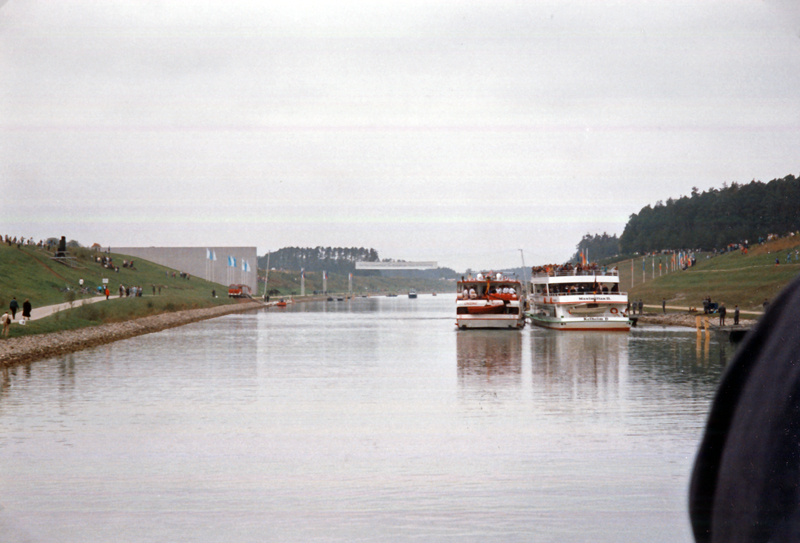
[531,262,618,276]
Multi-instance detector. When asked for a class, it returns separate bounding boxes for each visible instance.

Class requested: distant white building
[112,246,258,293]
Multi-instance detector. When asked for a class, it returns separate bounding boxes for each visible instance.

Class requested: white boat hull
[456,315,526,329]
[527,313,631,331]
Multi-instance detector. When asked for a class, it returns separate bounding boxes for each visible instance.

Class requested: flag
[206,248,212,260]
[301,270,305,279]
[323,271,327,280]
[212,250,217,261]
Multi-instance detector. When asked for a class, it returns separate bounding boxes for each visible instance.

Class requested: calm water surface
[0,296,731,542]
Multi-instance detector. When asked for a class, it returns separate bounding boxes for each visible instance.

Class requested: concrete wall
[112,247,258,293]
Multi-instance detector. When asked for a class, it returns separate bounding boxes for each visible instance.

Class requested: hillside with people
[0,240,239,339]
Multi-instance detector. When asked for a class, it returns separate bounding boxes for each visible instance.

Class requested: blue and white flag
[228,256,237,268]
[206,248,212,260]
[212,250,217,261]
[242,260,250,272]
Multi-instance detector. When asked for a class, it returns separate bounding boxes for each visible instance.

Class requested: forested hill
[619,175,800,254]
[571,233,621,263]
[257,247,379,275]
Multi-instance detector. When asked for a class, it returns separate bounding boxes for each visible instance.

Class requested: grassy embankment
[613,237,800,313]
[259,269,456,296]
[0,244,237,338]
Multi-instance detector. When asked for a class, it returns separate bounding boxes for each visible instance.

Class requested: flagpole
[264,251,270,298]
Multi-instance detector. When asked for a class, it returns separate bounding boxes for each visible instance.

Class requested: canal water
[0,295,730,542]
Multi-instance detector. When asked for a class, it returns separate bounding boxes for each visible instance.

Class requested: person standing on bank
[718,303,726,326]
[638,299,644,315]
[9,297,18,320]
[734,305,740,325]
[662,298,666,314]
[21,299,31,320]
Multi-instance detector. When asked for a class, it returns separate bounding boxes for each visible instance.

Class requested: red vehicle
[228,284,252,298]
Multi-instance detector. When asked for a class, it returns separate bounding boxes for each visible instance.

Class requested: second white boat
[525,267,631,331]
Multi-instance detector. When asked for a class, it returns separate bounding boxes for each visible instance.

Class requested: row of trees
[257,247,380,275]
[619,175,800,253]
[570,233,621,263]
[572,174,800,260]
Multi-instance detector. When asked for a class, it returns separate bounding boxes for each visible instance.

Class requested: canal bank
[0,300,263,368]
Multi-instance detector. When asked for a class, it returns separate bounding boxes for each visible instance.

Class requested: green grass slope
[614,237,800,313]
[0,244,236,338]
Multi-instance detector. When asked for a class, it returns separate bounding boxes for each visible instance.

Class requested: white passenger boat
[526,266,631,331]
[456,273,527,330]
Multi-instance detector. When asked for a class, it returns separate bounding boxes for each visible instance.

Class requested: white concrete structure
[355,261,437,270]
[112,246,258,293]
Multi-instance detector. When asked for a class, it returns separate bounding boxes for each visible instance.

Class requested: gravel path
[636,312,758,329]
[0,301,264,367]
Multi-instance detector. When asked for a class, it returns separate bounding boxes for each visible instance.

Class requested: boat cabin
[457,273,522,300]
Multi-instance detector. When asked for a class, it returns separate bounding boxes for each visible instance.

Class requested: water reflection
[456,330,522,385]
[531,329,628,402]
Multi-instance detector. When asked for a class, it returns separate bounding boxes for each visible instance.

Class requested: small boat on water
[408,290,417,299]
[276,299,287,307]
[456,273,526,330]
[526,265,630,331]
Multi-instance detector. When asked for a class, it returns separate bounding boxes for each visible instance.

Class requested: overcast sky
[2,0,799,271]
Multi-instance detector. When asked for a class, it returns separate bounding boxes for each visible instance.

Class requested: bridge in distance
[355,261,437,270]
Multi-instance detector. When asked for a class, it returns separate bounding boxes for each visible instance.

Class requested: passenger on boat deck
[469,288,477,299]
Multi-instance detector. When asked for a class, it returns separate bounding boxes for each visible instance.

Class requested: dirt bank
[0,300,264,368]
[636,312,758,329]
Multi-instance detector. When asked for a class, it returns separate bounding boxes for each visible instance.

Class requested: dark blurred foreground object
[690,277,800,542]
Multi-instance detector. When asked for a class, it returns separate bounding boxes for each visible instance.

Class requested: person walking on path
[638,299,644,315]
[104,287,110,300]
[1,311,10,337]
[21,299,31,320]
[662,298,666,314]
[734,305,740,325]
[9,297,19,320]
[719,303,727,326]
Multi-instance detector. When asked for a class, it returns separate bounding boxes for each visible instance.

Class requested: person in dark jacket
[733,305,740,325]
[690,274,800,542]
[718,303,726,326]
[21,299,31,319]
[9,297,18,319]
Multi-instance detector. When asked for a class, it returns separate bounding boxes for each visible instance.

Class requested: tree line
[619,175,800,253]
[572,174,800,260]
[570,233,621,263]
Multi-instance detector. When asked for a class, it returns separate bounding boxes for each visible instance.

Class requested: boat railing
[531,269,619,278]
[533,291,628,298]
